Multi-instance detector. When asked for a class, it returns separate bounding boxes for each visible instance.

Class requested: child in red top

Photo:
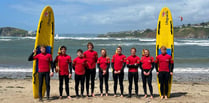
[73,49,87,97]
[111,46,126,97]
[28,45,54,101]
[83,42,98,97]
[97,49,110,97]
[140,49,154,99]
[126,48,140,98]
[155,46,174,99]
[54,46,72,99]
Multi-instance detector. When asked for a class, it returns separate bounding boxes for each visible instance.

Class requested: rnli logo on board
[44,11,49,17]
[162,11,165,17]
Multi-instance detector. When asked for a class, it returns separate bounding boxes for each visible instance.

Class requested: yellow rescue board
[32,6,54,98]
[156,7,174,98]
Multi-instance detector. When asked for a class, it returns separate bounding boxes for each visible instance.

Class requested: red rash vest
[33,53,52,72]
[55,54,72,75]
[73,57,87,75]
[111,54,126,71]
[155,54,174,72]
[83,50,98,69]
[126,55,140,72]
[141,56,154,70]
[97,56,110,71]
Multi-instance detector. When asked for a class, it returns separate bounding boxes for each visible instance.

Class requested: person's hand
[33,49,37,53]
[147,72,150,76]
[156,72,159,75]
[170,72,173,76]
[69,74,72,78]
[103,70,106,75]
[50,72,54,77]
[117,70,121,74]
[134,63,137,65]
[143,71,147,76]
[114,71,118,74]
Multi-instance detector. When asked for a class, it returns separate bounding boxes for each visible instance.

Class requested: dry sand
[0,79,209,103]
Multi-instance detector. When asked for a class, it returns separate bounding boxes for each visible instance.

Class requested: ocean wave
[0,39,12,41]
[94,42,155,46]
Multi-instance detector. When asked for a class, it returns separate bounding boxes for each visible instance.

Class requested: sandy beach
[0,79,209,103]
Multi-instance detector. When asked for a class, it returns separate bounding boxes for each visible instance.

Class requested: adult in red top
[97,49,110,96]
[54,46,72,99]
[111,46,126,97]
[28,46,54,101]
[126,48,140,98]
[140,49,155,98]
[73,49,87,97]
[83,42,98,97]
[155,46,174,99]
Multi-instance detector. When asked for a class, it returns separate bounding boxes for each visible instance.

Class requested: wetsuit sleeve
[69,62,72,74]
[120,62,126,72]
[139,62,143,71]
[72,59,76,71]
[155,57,159,72]
[95,52,98,62]
[149,62,155,72]
[50,61,54,72]
[28,52,34,61]
[97,63,103,72]
[106,63,110,72]
[111,56,115,72]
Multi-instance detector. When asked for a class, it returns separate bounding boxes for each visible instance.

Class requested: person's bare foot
[114,94,117,97]
[120,95,123,98]
[165,96,168,99]
[161,96,163,99]
[67,96,71,99]
[101,93,103,97]
[59,96,62,99]
[144,94,147,98]
[92,93,95,97]
[106,93,108,96]
[150,95,153,99]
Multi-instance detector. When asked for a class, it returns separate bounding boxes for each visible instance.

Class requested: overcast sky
[1,0,209,34]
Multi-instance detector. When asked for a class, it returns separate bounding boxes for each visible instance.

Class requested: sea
[0,35,209,82]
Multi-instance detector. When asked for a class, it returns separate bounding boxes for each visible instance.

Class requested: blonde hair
[160,46,167,50]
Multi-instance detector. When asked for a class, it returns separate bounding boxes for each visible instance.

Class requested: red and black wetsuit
[54,54,72,97]
[83,50,98,95]
[111,54,126,95]
[73,56,87,96]
[97,56,110,94]
[155,53,174,96]
[126,55,140,97]
[140,56,155,96]
[28,52,54,100]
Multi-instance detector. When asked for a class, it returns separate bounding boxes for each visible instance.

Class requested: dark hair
[77,49,83,53]
[131,47,136,52]
[100,48,107,57]
[117,46,122,50]
[87,42,94,49]
[60,45,67,50]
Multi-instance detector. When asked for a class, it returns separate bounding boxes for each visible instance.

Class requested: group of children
[28,42,174,101]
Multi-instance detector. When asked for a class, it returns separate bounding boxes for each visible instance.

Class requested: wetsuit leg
[81,75,85,95]
[99,71,103,94]
[119,72,124,95]
[128,72,133,96]
[85,69,90,95]
[141,72,147,95]
[148,73,153,96]
[75,74,79,96]
[91,69,96,94]
[133,72,139,95]
[64,75,69,96]
[159,72,165,96]
[45,72,50,98]
[165,72,170,96]
[113,73,118,95]
[59,75,64,96]
[105,72,109,93]
[38,72,44,99]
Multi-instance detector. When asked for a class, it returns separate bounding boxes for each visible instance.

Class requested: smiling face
[117,47,122,55]
[101,49,106,57]
[131,48,136,56]
[40,46,46,53]
[144,49,149,57]
[88,45,93,50]
[77,51,83,57]
[60,48,66,54]
[160,46,167,55]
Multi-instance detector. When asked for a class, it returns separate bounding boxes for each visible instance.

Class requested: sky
[0,0,209,34]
